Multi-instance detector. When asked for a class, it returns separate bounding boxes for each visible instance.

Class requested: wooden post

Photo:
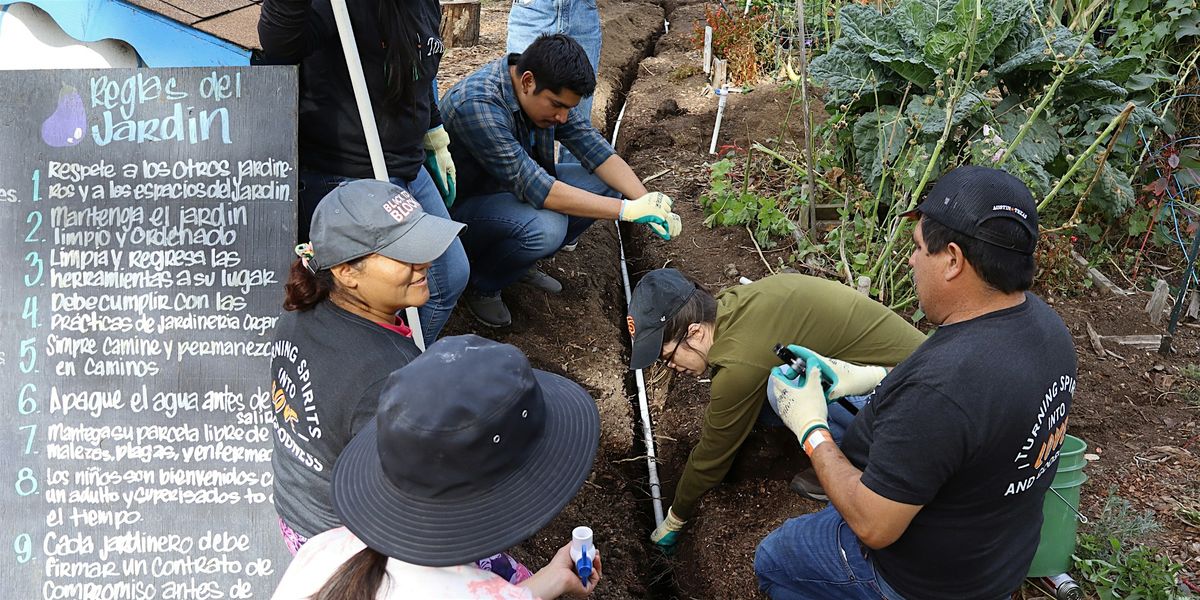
[703,26,713,74]
[712,58,727,89]
[440,0,481,48]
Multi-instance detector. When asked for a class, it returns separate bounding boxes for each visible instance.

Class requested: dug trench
[446,0,1200,598]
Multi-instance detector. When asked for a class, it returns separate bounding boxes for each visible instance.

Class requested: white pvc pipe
[611,100,665,526]
[330,0,425,349]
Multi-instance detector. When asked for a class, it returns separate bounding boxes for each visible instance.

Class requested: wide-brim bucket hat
[331,335,600,567]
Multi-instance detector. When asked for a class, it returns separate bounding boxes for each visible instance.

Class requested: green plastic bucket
[1028,434,1088,577]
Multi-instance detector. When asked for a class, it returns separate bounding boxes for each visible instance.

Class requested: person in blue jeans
[756,167,1077,600]
[441,34,681,327]
[507,0,602,165]
[258,0,469,345]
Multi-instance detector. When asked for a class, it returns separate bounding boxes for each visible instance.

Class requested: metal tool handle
[1049,487,1088,524]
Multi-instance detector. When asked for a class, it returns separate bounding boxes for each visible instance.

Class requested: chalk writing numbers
[21,297,38,329]
[25,211,42,243]
[18,383,37,415]
[18,338,37,374]
[13,534,32,564]
[31,170,40,202]
[20,425,37,455]
[23,251,43,287]
[15,467,37,496]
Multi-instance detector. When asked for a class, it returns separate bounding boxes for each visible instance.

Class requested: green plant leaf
[868,51,938,87]
[852,107,909,193]
[892,0,960,47]
[810,39,900,97]
[905,90,985,133]
[839,4,905,54]
[994,26,1095,75]
[991,111,1062,166]
[1081,163,1136,217]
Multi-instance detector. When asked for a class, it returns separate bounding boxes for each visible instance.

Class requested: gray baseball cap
[308,179,465,271]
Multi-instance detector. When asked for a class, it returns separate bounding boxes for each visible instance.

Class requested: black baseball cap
[627,268,698,370]
[331,335,600,567]
[903,166,1038,255]
[308,179,465,271]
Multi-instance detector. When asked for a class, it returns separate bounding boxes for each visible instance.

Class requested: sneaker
[561,242,578,252]
[464,292,512,327]
[519,268,563,294]
[789,468,828,502]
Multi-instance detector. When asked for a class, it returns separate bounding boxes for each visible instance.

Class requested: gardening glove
[769,362,831,452]
[423,125,456,207]
[649,506,686,552]
[620,192,683,240]
[783,344,887,400]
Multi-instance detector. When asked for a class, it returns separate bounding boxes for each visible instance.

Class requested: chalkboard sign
[0,67,297,599]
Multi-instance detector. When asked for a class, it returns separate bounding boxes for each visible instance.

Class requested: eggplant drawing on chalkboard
[41,84,86,147]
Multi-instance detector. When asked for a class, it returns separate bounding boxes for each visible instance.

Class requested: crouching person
[754,167,1078,599]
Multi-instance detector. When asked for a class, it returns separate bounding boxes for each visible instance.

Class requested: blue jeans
[297,168,469,345]
[450,163,614,294]
[507,0,601,164]
[759,394,867,445]
[755,506,907,600]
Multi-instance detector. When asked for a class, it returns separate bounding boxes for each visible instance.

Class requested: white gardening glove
[620,192,683,240]
[783,344,887,399]
[649,506,686,553]
[423,125,456,207]
[769,362,831,451]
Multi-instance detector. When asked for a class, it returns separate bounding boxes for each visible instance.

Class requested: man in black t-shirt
[755,166,1077,600]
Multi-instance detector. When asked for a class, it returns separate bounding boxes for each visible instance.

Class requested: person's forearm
[519,571,564,600]
[542,181,623,219]
[810,443,889,547]
[592,154,649,200]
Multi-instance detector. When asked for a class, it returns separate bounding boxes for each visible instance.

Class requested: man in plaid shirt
[441,33,682,327]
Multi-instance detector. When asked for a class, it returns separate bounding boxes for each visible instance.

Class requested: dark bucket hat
[332,334,600,567]
[627,268,698,370]
[308,179,465,270]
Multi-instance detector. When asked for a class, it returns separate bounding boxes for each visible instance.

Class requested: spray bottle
[569,526,597,588]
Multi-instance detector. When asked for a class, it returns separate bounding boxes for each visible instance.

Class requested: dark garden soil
[442,1,1200,598]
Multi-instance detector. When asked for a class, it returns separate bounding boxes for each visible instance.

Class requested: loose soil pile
[443,1,1200,598]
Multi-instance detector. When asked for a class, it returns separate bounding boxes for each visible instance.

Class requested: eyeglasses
[660,331,689,367]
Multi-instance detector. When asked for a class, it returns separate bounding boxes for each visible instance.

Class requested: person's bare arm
[592,154,648,200]
[810,443,922,549]
[542,181,623,219]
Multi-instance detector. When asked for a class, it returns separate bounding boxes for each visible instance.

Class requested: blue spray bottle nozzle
[570,526,596,588]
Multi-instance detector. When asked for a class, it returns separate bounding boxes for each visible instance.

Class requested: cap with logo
[331,334,600,567]
[627,268,699,370]
[904,165,1039,255]
[308,179,465,271]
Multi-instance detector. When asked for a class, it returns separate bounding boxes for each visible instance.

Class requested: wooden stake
[703,26,713,74]
[1147,278,1170,325]
[712,58,727,89]
[793,0,816,237]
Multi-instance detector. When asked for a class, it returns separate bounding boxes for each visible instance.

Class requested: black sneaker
[789,468,828,502]
[519,268,563,294]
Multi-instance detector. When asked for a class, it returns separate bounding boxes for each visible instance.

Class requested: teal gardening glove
[769,360,832,454]
[649,506,686,553]
[782,344,887,400]
[423,125,456,207]
[620,192,683,240]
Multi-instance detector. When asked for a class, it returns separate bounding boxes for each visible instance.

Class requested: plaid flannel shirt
[440,55,615,209]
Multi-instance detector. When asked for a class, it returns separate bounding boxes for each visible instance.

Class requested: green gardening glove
[769,361,831,450]
[649,506,686,553]
[620,192,683,240]
[423,125,456,208]
[784,344,888,400]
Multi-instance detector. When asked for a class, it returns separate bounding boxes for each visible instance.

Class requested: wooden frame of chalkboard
[0,66,297,599]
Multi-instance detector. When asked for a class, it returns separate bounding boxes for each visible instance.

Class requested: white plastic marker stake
[709,85,728,154]
[702,26,713,74]
[570,526,597,587]
[329,0,425,349]
[664,19,670,34]
[744,0,752,15]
